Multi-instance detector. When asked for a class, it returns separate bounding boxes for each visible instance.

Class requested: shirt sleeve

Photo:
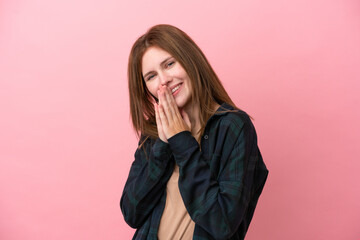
[167,117,265,240]
[120,137,174,228]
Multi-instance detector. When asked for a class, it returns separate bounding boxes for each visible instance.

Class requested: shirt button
[204,135,208,140]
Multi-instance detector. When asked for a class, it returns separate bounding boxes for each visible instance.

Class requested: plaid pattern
[120,103,268,240]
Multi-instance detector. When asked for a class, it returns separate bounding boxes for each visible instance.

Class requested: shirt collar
[202,102,238,131]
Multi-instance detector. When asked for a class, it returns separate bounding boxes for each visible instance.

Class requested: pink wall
[1,0,359,239]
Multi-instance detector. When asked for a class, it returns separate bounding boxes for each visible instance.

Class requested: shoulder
[138,134,157,147]
[221,109,251,127]
[210,106,258,150]
[215,103,254,133]
[136,135,157,157]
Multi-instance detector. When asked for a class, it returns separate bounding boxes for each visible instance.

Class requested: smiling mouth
[171,84,181,93]
[171,83,182,96]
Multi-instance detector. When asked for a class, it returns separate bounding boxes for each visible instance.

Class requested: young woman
[120,24,268,240]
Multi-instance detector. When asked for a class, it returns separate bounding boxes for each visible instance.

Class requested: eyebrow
[143,56,173,79]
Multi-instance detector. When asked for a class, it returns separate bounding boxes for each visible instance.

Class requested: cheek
[145,84,158,98]
[183,77,192,91]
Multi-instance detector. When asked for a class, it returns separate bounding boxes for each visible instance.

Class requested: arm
[120,136,174,228]
[168,118,266,239]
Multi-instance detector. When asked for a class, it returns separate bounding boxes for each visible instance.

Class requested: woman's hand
[154,102,168,143]
[154,85,191,141]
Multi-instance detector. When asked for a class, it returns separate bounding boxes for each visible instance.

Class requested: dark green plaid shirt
[120,103,268,240]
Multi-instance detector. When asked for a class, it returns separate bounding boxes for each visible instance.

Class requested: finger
[165,87,185,127]
[164,86,179,117]
[155,103,168,141]
[154,103,162,126]
[157,101,169,128]
[159,88,174,123]
[157,89,167,119]
[166,86,181,120]
[158,90,162,105]
[165,86,177,107]
[155,103,164,131]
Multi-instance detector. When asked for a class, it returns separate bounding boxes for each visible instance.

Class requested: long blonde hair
[128,24,238,142]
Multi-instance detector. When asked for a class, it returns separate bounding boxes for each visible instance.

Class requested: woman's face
[141,46,192,109]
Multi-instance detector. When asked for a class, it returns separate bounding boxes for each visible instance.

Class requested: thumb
[180,109,191,130]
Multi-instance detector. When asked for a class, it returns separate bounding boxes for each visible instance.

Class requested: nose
[159,70,172,87]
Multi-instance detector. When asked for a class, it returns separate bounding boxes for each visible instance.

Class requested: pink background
[1,0,359,239]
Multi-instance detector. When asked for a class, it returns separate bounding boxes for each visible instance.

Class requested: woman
[120,24,268,240]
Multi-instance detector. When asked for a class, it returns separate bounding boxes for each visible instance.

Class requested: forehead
[141,46,172,73]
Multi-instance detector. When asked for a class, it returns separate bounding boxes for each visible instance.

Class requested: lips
[170,83,182,95]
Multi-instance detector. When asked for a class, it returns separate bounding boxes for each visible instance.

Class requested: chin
[176,99,190,110]
[173,91,191,108]
[175,101,183,108]
[175,98,186,108]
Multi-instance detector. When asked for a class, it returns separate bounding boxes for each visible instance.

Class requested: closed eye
[147,74,155,81]
[166,61,175,68]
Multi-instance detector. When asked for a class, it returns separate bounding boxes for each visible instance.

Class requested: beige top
[157,164,196,240]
